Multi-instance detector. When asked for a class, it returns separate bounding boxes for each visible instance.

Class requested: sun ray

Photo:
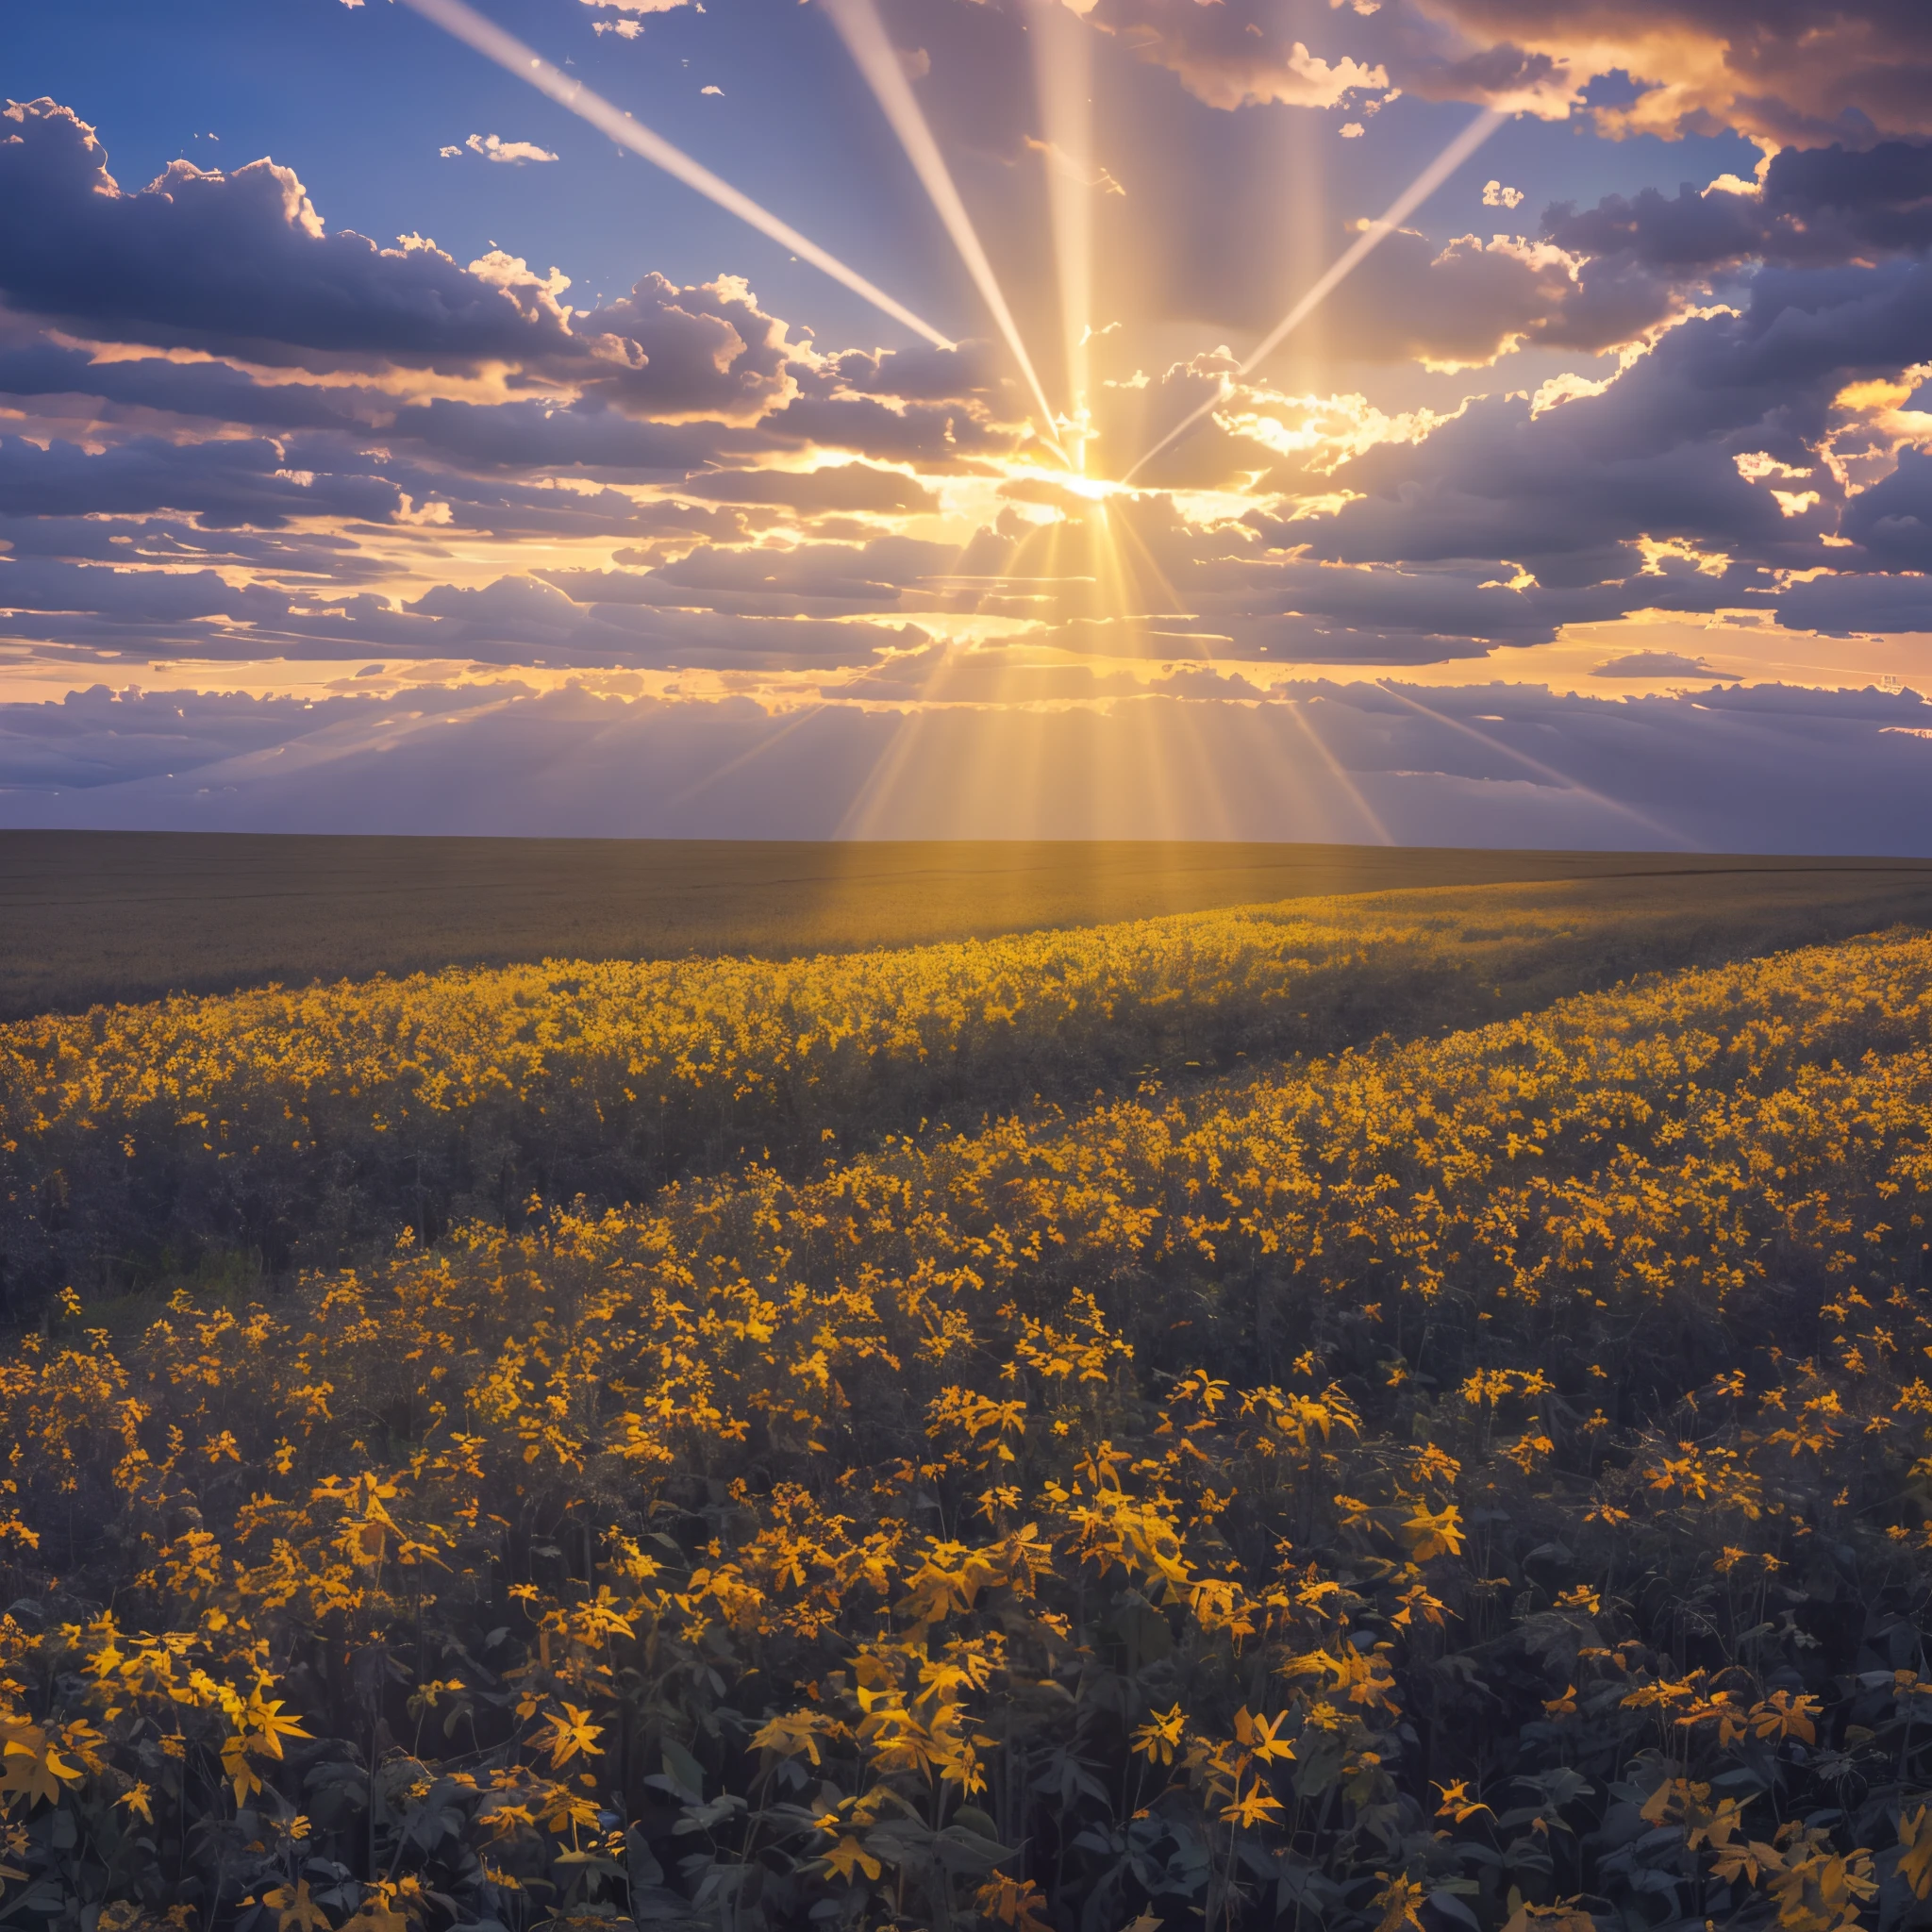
[1282,694,1394,845]
[1124,107,1506,482]
[1026,0,1098,467]
[400,0,954,347]
[1371,679,1692,845]
[658,700,835,812]
[821,0,1069,460]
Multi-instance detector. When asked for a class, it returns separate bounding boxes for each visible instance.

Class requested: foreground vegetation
[8,870,1932,1312]
[1,900,1932,1932]
[3,834,1763,1022]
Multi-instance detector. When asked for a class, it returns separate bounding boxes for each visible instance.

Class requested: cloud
[8,678,1932,852]
[1023,137,1126,195]
[1590,649,1717,677]
[673,464,940,514]
[1543,141,1932,276]
[1408,0,1932,145]
[1226,255,1932,600]
[462,134,559,163]
[1080,0,1389,112]
[1840,445,1932,566]
[1075,0,1932,148]
[397,575,915,667]
[0,100,587,373]
[575,275,804,422]
[0,434,401,528]
[2,87,1928,716]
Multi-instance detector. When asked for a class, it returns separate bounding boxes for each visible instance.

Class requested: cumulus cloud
[1079,0,1389,112]
[1410,0,1932,145]
[0,100,593,373]
[461,134,559,163]
[1,84,1927,741]
[1543,141,1932,275]
[1079,0,1932,147]
[1223,255,1932,595]
[575,274,803,422]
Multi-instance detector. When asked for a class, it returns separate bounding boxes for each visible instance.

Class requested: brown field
[4,827,1932,1017]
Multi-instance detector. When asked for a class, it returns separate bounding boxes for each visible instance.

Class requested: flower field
[2,908,1932,1932]
[5,874,1925,1312]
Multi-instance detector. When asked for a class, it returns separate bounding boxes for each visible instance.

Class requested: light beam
[1026,0,1098,470]
[1124,107,1505,482]
[399,0,955,349]
[821,0,1068,459]
[1372,679,1691,845]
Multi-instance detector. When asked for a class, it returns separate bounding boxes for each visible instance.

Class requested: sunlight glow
[1124,108,1506,482]
[1371,679,1690,846]
[822,0,1069,459]
[1026,0,1099,472]
[400,0,956,348]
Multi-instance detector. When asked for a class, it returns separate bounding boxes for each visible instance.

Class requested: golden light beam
[821,0,1069,459]
[1371,679,1691,845]
[399,0,955,349]
[1026,0,1097,468]
[1281,695,1394,844]
[1124,107,1506,482]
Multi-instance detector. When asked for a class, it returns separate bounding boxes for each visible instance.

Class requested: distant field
[5,828,1932,1017]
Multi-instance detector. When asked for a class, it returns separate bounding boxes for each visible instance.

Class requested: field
[1,847,1932,1932]
[7,830,1932,1019]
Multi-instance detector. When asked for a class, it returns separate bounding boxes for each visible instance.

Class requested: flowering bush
[0,923,1930,1932]
[0,879,1912,1312]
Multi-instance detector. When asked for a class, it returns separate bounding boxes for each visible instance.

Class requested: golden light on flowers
[0,882,1928,1925]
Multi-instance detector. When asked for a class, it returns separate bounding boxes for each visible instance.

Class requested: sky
[2,0,1931,850]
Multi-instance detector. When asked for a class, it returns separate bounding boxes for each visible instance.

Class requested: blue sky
[2,0,1930,847]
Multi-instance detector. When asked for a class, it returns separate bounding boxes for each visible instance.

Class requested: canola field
[1,892,1932,1932]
